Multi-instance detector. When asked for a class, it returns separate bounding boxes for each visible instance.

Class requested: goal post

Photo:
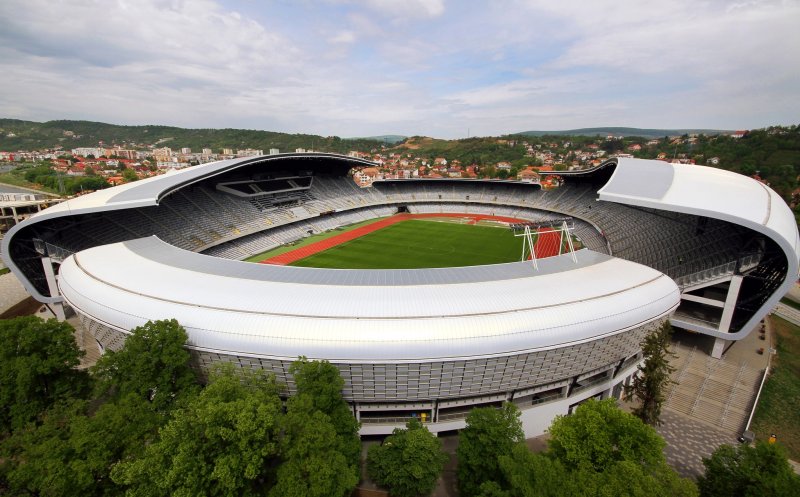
[512,219,578,269]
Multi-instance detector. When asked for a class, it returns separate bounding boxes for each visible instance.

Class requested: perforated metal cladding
[78,314,127,351]
[77,312,662,403]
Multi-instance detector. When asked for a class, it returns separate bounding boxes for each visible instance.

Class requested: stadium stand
[7,164,778,340]
[3,154,798,437]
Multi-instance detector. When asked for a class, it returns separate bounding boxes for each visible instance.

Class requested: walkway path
[774,302,800,326]
[0,271,30,315]
[657,408,740,478]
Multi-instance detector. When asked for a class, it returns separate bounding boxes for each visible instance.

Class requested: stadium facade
[3,155,798,436]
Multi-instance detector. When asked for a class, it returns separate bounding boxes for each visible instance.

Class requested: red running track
[260,213,528,265]
[532,227,562,258]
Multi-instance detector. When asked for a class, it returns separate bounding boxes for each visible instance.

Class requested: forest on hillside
[0,119,385,155]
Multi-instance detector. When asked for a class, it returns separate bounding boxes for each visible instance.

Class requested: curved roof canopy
[57,238,679,361]
[599,158,800,339]
[4,154,799,348]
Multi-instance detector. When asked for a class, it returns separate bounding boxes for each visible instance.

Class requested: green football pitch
[289,219,526,269]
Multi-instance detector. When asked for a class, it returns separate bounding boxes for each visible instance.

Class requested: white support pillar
[711,274,743,360]
[11,206,19,224]
[711,337,728,359]
[41,257,66,321]
[718,275,744,334]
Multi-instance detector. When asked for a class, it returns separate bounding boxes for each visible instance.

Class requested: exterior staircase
[665,344,763,434]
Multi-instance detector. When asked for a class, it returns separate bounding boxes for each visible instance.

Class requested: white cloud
[330,30,357,44]
[0,0,797,138]
[521,0,800,79]
[354,0,445,18]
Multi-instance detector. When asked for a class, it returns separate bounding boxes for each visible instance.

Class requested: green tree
[367,419,447,497]
[457,403,525,497]
[474,403,697,497]
[112,366,283,497]
[270,393,358,497]
[548,398,665,472]
[547,399,696,496]
[0,394,162,497]
[122,168,138,182]
[625,322,676,426]
[476,443,576,497]
[0,316,89,434]
[698,441,800,497]
[581,459,698,497]
[289,358,361,475]
[91,319,198,411]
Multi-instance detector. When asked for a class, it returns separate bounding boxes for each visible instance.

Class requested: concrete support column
[41,257,65,321]
[11,206,19,224]
[711,337,728,359]
[718,275,744,334]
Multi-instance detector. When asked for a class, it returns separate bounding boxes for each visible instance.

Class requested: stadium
[2,154,798,436]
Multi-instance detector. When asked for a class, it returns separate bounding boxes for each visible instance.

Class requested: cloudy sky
[1,0,798,138]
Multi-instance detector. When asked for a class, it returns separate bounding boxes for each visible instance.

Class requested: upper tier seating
[35,175,755,289]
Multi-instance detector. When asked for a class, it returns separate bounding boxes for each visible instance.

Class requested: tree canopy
[548,398,666,472]
[457,403,525,497]
[0,316,89,434]
[465,399,696,497]
[1,394,162,497]
[111,366,284,497]
[91,318,198,411]
[367,419,448,497]
[0,319,367,497]
[270,393,358,497]
[698,441,800,497]
[625,322,676,426]
[546,399,696,497]
[289,357,361,475]
[476,443,576,497]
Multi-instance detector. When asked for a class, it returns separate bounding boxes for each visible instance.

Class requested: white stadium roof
[57,237,679,361]
[3,155,799,352]
[600,158,800,260]
[600,158,800,339]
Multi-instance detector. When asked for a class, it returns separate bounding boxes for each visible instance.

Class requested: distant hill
[515,127,733,139]
[346,135,407,144]
[0,119,386,153]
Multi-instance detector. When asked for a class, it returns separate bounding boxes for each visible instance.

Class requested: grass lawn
[290,219,524,269]
[244,218,386,262]
[750,315,800,459]
[0,169,59,195]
